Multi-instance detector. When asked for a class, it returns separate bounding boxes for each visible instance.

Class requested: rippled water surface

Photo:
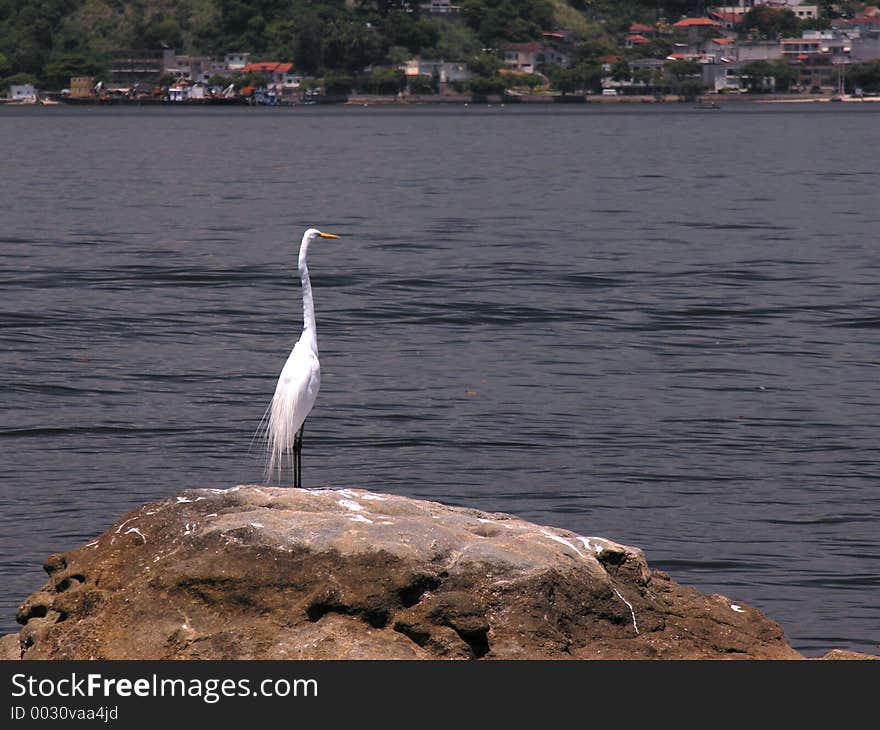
[1,103,878,656]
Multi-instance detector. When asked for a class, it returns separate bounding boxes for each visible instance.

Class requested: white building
[502,42,569,73]
[851,33,880,61]
[735,40,783,61]
[165,55,214,82]
[224,53,250,71]
[403,59,473,84]
[419,0,460,14]
[702,62,746,92]
[9,84,36,101]
[167,83,189,102]
[712,2,818,18]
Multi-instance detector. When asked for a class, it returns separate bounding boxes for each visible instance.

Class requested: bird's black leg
[294,424,304,488]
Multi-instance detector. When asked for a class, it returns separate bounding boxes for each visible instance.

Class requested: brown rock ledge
[2,486,821,659]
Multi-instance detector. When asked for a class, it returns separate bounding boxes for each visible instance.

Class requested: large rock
[0,633,20,660]
[9,486,805,660]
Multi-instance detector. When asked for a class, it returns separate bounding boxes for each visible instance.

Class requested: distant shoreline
[4,92,878,108]
[345,92,880,106]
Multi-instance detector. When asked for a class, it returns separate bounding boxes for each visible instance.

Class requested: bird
[265,227,339,487]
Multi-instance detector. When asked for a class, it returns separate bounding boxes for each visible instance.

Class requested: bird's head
[304,228,340,241]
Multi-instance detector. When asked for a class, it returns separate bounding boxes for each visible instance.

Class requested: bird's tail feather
[264,381,301,484]
[252,400,276,483]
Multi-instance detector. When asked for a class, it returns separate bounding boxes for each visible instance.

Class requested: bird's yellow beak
[318,231,339,239]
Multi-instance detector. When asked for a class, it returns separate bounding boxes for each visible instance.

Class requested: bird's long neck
[298,236,318,353]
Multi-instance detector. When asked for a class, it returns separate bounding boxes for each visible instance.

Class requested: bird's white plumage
[264,227,337,483]
[266,338,320,479]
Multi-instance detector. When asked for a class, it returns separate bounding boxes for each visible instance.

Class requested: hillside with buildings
[2,1,880,102]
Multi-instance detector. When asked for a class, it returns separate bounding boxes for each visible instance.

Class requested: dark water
[1,103,878,657]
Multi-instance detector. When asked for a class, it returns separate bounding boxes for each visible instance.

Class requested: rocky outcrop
[819,649,877,660]
[0,633,20,660]
[7,486,808,660]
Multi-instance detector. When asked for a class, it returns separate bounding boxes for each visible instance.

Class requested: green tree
[357,67,405,94]
[386,45,411,67]
[630,38,673,59]
[545,62,602,94]
[468,74,506,95]
[769,58,796,92]
[265,18,297,59]
[434,19,482,60]
[323,73,354,94]
[383,13,439,54]
[504,17,541,42]
[632,66,653,88]
[292,14,385,75]
[10,38,48,75]
[740,59,797,93]
[848,60,880,93]
[243,15,268,54]
[665,60,701,79]
[142,16,184,51]
[2,71,38,93]
[293,14,324,75]
[742,7,801,39]
[321,21,385,74]
[545,65,578,94]
[504,71,543,88]
[611,59,630,82]
[467,52,501,77]
[568,40,616,67]
[460,0,553,45]
[678,78,704,99]
[665,60,704,98]
[41,53,103,89]
[208,74,234,87]
[740,60,774,92]
[408,73,438,94]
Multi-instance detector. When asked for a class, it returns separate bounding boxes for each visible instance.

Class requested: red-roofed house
[850,20,880,60]
[708,11,743,31]
[673,17,722,54]
[503,42,541,72]
[629,22,657,38]
[672,18,721,29]
[241,62,299,90]
[707,37,738,63]
[243,62,293,75]
[837,10,880,34]
[625,34,651,48]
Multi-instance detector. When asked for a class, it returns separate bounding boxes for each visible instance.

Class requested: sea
[0,102,877,657]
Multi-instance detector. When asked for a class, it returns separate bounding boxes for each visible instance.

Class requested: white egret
[265,227,339,486]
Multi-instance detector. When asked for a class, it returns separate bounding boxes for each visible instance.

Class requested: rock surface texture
[9,486,811,660]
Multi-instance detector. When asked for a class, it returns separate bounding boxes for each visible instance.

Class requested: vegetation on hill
[0,0,693,89]
[0,1,876,93]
